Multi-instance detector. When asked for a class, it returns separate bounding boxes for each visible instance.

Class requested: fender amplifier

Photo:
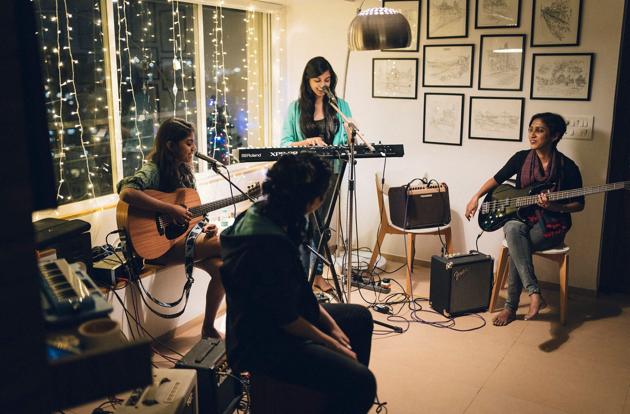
[388,183,450,229]
[176,338,242,414]
[430,252,493,316]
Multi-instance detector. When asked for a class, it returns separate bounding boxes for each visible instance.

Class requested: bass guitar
[116,183,261,259]
[478,181,629,232]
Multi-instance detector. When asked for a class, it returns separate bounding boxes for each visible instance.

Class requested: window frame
[34,0,284,218]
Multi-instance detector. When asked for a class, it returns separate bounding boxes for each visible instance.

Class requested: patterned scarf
[519,149,569,238]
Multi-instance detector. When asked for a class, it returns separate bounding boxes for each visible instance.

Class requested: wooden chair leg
[405,233,415,295]
[368,225,387,272]
[443,227,453,254]
[559,254,569,325]
[489,246,509,313]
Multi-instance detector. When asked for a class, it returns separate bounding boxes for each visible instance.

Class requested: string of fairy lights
[245,8,259,149]
[33,0,266,205]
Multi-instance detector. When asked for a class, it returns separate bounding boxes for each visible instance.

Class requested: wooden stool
[249,373,328,414]
[489,239,570,324]
[368,174,452,295]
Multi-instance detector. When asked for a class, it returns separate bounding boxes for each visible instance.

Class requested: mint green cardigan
[280,98,353,146]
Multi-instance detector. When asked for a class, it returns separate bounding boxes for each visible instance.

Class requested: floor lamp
[338,5,410,329]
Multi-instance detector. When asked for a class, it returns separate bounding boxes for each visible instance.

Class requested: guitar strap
[136,217,208,319]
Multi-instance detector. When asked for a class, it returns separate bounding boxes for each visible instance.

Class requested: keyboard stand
[308,160,347,302]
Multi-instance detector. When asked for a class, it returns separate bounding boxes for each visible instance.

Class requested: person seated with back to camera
[220,153,377,414]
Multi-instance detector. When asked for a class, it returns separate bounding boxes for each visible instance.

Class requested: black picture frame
[531,0,583,47]
[382,0,421,52]
[372,58,419,99]
[478,34,526,91]
[475,0,521,29]
[469,96,525,142]
[423,93,464,146]
[427,0,469,39]
[422,44,475,87]
[530,53,594,101]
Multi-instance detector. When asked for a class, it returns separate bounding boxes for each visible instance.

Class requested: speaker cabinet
[388,184,450,229]
[176,338,242,414]
[430,253,494,316]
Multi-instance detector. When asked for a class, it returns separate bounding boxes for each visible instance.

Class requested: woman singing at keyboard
[281,56,352,147]
[280,56,352,291]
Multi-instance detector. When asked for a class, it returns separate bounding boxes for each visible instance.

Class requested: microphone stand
[326,96,403,333]
[202,161,257,204]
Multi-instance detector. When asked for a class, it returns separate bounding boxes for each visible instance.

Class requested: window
[33,0,276,207]
[114,0,197,177]
[34,0,112,204]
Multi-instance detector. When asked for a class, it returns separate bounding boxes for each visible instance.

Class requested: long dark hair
[530,112,567,148]
[298,56,339,142]
[261,153,331,243]
[148,117,195,191]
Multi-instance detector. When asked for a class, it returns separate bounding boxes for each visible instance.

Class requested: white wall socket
[564,115,594,140]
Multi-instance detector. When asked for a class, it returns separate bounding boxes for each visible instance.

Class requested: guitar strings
[482,182,627,212]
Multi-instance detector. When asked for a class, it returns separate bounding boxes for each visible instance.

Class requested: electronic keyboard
[235,144,404,162]
[39,259,113,325]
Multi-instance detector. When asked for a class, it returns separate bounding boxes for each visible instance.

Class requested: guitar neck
[188,193,249,218]
[516,181,629,208]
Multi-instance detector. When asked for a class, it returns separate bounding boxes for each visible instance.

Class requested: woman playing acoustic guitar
[465,113,584,326]
[117,117,224,339]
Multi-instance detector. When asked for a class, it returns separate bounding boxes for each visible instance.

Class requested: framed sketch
[423,93,464,146]
[531,0,582,47]
[475,0,521,28]
[531,53,593,100]
[479,34,525,91]
[469,96,524,141]
[372,58,418,99]
[382,1,421,52]
[427,0,469,39]
[423,44,474,87]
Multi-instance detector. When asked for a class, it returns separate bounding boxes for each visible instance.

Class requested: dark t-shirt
[493,150,585,206]
[220,204,320,370]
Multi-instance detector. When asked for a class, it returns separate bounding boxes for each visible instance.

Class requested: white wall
[282,0,625,290]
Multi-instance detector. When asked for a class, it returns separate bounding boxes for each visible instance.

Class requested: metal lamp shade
[348,7,411,51]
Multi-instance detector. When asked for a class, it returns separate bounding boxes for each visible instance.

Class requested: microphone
[194,152,223,169]
[321,85,337,104]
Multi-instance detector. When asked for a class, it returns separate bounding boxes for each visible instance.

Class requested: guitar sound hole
[164,223,187,240]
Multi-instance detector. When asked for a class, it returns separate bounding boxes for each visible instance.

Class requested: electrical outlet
[564,115,594,140]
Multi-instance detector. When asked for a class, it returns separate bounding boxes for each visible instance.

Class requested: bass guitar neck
[478,181,629,232]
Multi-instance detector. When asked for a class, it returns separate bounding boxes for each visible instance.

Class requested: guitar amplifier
[430,252,494,316]
[388,183,450,229]
[176,338,242,414]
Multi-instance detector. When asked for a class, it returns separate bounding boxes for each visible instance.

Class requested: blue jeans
[503,220,566,312]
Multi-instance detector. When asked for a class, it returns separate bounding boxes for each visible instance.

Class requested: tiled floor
[74,260,630,414]
[361,262,630,414]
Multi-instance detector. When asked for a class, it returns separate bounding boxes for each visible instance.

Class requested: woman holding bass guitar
[117,117,224,339]
[465,113,584,326]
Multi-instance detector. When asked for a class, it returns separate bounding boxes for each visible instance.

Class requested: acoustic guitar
[478,181,629,232]
[116,183,261,259]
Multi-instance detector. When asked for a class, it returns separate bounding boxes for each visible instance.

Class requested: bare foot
[313,275,334,293]
[524,293,547,320]
[201,327,223,340]
[493,309,516,326]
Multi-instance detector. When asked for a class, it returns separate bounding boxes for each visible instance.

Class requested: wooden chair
[489,239,570,324]
[368,174,452,295]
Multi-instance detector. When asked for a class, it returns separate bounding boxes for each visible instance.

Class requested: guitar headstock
[247,182,263,199]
